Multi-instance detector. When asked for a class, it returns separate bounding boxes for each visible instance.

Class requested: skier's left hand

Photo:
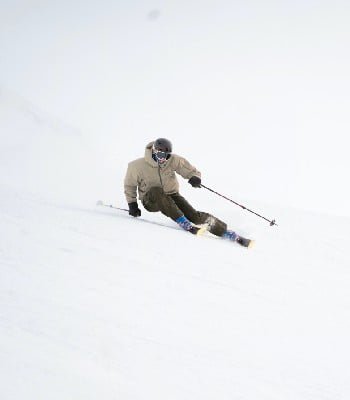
[188,176,201,188]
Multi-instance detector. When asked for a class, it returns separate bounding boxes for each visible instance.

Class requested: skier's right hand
[128,202,141,217]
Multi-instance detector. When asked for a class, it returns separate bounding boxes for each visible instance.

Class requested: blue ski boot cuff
[223,230,238,241]
[176,215,193,231]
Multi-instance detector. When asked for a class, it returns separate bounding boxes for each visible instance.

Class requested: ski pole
[96,200,128,212]
[200,184,277,226]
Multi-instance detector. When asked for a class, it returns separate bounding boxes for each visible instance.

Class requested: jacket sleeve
[124,162,138,203]
[174,155,201,180]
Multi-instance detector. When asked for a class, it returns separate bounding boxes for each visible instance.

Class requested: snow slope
[1,92,350,399]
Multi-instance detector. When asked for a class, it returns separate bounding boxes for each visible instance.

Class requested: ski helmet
[152,138,172,164]
[154,138,172,153]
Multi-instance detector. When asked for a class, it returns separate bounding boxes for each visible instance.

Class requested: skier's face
[153,148,170,164]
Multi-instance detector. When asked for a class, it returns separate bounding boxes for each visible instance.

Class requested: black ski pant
[142,187,227,237]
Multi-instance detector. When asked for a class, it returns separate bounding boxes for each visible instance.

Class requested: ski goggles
[153,148,170,162]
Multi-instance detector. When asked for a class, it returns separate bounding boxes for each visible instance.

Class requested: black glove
[188,176,201,188]
[128,202,141,217]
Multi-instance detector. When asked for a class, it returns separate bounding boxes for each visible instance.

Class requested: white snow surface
[1,91,350,399]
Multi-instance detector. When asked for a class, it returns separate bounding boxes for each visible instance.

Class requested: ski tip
[247,239,255,249]
[191,224,208,236]
[196,225,208,236]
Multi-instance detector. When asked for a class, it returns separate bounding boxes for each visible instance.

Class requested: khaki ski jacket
[124,141,201,203]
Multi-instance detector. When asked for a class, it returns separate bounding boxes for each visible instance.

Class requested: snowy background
[1,1,350,399]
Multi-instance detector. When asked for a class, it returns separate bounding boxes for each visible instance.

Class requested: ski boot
[176,216,207,235]
[223,230,254,248]
[236,236,253,248]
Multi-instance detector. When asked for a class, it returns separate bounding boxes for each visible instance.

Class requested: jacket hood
[145,141,155,151]
[144,141,157,167]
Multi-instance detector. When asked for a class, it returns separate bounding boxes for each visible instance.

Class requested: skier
[124,138,252,247]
